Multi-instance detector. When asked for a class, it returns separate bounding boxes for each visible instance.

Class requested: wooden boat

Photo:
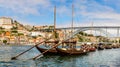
[88,46,96,52]
[104,45,112,49]
[35,41,78,56]
[45,40,59,44]
[112,45,117,49]
[35,45,58,55]
[97,43,104,50]
[62,41,77,44]
[35,5,88,56]
[97,46,104,50]
[56,48,88,56]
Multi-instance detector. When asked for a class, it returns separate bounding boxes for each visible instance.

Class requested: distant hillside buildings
[0,16,56,45]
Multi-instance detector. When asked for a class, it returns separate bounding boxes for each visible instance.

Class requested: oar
[32,38,70,60]
[11,33,54,60]
[11,41,46,60]
[32,43,60,60]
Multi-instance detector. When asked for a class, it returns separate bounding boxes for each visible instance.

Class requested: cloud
[70,0,120,28]
[0,0,120,28]
[57,5,71,16]
[0,0,51,15]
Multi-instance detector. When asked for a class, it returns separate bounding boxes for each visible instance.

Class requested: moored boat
[35,45,58,55]
[97,46,104,50]
[88,46,96,52]
[112,45,118,49]
[45,40,59,44]
[97,43,104,50]
[56,48,88,56]
[104,44,112,49]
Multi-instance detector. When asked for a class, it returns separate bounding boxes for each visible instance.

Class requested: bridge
[36,26,120,43]
[56,26,120,36]
[56,26,120,43]
[56,26,120,44]
[56,26,120,30]
[38,26,120,38]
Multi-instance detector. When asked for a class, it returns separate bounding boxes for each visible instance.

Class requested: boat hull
[89,47,96,52]
[56,48,88,56]
[35,46,58,56]
[105,46,112,49]
[97,46,104,50]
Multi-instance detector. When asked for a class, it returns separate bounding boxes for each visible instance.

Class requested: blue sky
[0,0,120,27]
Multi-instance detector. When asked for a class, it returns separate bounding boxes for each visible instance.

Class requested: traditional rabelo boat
[56,5,88,56]
[35,40,87,56]
[97,43,104,50]
[35,46,58,55]
[35,40,59,55]
[35,6,59,56]
[35,5,89,56]
[56,48,88,55]
[84,43,96,52]
[112,44,119,48]
[56,40,88,55]
[104,44,112,49]
[88,46,96,52]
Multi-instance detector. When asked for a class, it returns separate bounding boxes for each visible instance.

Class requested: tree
[87,34,94,36]
[53,31,59,39]
[77,35,84,42]
[3,40,7,44]
[11,30,18,33]
[18,33,24,36]
[32,36,37,39]
[0,27,5,30]
[79,32,88,36]
[11,26,18,30]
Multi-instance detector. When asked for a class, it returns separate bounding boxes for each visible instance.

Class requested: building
[0,17,13,29]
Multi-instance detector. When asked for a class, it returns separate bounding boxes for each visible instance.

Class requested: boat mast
[54,6,56,32]
[71,4,75,48]
[71,4,74,33]
[53,5,57,40]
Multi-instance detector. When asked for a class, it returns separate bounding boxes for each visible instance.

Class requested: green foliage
[38,35,42,37]
[3,40,7,44]
[54,31,59,38]
[79,32,88,36]
[32,36,37,39]
[79,37,84,42]
[0,30,5,34]
[11,26,18,30]
[0,27,5,30]
[18,33,24,36]
[119,39,120,43]
[77,35,84,42]
[49,26,54,29]
[11,30,18,33]
[79,32,84,35]
[87,34,93,36]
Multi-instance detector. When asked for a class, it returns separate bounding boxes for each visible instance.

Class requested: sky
[0,0,120,28]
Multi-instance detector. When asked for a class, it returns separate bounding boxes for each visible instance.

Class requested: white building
[30,31,49,37]
[0,17,13,29]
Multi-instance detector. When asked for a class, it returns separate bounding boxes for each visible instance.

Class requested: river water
[0,45,120,67]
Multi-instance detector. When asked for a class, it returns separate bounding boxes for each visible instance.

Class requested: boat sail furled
[35,6,59,55]
[35,5,89,56]
[55,4,88,55]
